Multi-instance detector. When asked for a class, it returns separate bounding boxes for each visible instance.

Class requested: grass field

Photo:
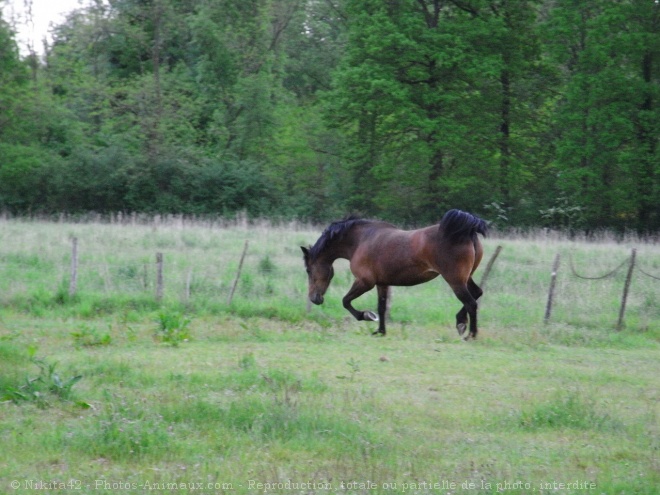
[0,217,659,495]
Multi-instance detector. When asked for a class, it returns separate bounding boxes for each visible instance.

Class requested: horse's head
[301,246,334,305]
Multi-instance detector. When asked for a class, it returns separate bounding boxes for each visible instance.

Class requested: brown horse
[301,209,488,339]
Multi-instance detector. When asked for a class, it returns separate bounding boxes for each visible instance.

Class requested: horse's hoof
[457,323,467,336]
[364,311,379,322]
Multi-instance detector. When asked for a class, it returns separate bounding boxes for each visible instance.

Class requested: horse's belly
[383,268,439,287]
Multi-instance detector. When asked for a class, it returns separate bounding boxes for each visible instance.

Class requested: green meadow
[0,217,659,495]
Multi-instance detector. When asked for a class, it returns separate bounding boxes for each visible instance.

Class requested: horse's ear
[300,246,310,259]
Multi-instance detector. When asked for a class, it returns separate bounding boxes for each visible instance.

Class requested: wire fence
[1,235,658,331]
[482,245,658,331]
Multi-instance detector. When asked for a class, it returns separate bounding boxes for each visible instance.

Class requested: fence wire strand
[637,266,660,281]
[568,253,630,280]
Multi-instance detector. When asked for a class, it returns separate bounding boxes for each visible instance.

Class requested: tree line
[0,0,658,232]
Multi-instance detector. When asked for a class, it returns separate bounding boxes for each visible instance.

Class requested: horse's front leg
[342,279,378,326]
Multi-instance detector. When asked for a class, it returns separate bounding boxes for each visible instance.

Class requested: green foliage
[541,0,660,231]
[0,0,657,231]
[154,311,192,346]
[539,197,585,231]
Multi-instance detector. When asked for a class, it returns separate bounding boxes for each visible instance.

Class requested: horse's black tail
[439,209,488,243]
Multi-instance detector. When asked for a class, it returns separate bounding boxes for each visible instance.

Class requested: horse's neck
[324,245,353,264]
[324,229,361,263]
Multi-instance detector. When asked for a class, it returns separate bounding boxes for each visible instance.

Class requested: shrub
[154,311,192,346]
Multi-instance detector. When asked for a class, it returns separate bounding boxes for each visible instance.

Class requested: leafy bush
[154,311,192,346]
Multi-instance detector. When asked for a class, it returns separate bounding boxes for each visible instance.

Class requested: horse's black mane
[308,216,373,260]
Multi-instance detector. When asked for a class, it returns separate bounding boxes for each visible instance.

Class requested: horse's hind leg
[451,284,479,340]
[455,307,468,337]
[455,278,482,337]
[375,285,389,336]
[468,277,483,301]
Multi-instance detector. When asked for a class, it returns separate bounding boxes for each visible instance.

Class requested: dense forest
[0,0,658,231]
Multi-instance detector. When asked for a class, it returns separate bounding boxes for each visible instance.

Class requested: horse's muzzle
[310,293,324,305]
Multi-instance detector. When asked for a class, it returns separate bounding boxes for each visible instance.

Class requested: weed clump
[62,396,172,461]
[0,348,83,407]
[71,324,112,348]
[519,392,617,431]
[153,311,192,346]
[258,255,277,275]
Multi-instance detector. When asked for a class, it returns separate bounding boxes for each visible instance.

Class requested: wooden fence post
[143,263,149,290]
[479,245,503,289]
[156,252,164,303]
[616,248,636,331]
[544,253,561,324]
[185,269,193,303]
[69,237,78,297]
[227,240,249,305]
[385,286,393,321]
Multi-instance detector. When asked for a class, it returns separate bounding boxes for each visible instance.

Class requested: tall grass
[0,217,657,338]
